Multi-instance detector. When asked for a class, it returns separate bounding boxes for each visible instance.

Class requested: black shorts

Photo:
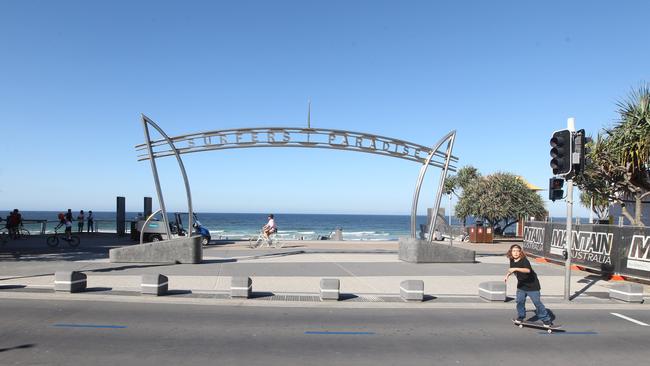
[65,227,72,233]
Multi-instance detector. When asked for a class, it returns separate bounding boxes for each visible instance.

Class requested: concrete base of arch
[398,237,475,263]
[110,236,202,264]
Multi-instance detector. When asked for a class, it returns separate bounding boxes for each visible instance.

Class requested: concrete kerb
[231,277,252,299]
[609,283,644,303]
[1,290,649,310]
[400,280,424,302]
[54,271,87,293]
[141,274,169,296]
[478,281,506,302]
[320,278,340,301]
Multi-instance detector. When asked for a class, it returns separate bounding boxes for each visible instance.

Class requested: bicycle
[14,225,30,240]
[0,228,8,246]
[46,227,80,248]
[248,230,283,249]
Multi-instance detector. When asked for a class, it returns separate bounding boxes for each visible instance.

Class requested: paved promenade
[1,233,649,308]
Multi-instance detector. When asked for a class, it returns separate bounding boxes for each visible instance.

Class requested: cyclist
[64,217,73,241]
[56,212,65,230]
[262,214,277,240]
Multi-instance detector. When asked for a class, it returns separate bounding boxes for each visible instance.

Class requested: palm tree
[589,85,650,225]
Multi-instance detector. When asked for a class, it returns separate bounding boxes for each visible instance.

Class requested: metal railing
[13,220,134,235]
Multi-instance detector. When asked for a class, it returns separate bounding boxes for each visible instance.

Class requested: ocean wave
[344,231,377,235]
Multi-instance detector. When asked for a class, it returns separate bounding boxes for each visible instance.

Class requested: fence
[16,220,133,235]
[523,221,650,281]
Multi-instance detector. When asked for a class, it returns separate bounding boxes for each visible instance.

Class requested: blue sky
[1,0,648,218]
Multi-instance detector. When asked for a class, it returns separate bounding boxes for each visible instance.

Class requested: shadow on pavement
[570,275,604,301]
[0,344,36,353]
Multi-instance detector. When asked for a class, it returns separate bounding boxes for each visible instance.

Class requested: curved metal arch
[135,127,458,171]
[138,116,458,245]
[410,130,456,241]
[141,114,194,239]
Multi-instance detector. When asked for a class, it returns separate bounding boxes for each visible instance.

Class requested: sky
[1,0,649,218]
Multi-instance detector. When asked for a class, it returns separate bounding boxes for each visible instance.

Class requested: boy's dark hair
[506,244,527,259]
[268,214,274,219]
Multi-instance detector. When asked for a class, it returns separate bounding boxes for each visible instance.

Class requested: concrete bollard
[320,278,340,301]
[400,280,424,302]
[141,274,168,296]
[609,283,644,303]
[231,277,252,298]
[54,271,87,293]
[478,281,506,301]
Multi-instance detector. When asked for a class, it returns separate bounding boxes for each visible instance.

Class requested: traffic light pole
[564,117,575,302]
[564,178,573,302]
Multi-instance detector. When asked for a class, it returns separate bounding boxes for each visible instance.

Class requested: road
[1,298,649,365]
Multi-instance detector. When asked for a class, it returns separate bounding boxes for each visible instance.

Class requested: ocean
[8,211,467,241]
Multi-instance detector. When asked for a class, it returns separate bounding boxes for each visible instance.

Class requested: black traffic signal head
[550,129,573,176]
[549,177,564,201]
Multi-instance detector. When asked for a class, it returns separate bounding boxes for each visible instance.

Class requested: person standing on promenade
[262,214,277,240]
[504,244,554,327]
[77,210,85,233]
[87,210,94,233]
[7,209,22,239]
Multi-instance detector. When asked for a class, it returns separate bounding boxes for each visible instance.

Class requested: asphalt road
[1,299,649,365]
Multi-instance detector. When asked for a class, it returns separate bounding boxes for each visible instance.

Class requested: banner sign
[523,222,650,280]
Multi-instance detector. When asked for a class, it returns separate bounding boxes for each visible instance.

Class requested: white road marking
[610,312,650,326]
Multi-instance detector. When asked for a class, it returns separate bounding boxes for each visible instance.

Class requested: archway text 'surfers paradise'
[136,114,458,245]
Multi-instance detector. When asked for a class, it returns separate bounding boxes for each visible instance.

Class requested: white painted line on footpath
[54,280,87,285]
[610,312,650,326]
[609,289,642,296]
[141,282,169,288]
[479,288,506,295]
[399,287,424,294]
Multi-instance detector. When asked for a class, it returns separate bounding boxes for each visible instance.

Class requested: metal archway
[138,114,458,242]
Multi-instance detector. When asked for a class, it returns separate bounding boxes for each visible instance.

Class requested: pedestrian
[87,210,94,233]
[505,244,554,327]
[77,210,85,233]
[8,209,22,239]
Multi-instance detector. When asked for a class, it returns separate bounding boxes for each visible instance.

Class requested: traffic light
[550,129,573,176]
[573,129,590,174]
[549,177,564,201]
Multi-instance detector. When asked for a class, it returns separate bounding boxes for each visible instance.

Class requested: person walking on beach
[505,244,554,326]
[77,210,85,233]
[87,210,94,233]
[262,214,277,240]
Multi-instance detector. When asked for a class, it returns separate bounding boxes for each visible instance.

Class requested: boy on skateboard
[505,244,554,327]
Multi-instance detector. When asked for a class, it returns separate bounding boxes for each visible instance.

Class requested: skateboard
[512,319,562,333]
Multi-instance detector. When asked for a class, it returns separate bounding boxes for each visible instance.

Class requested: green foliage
[574,84,650,225]
[447,168,546,231]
